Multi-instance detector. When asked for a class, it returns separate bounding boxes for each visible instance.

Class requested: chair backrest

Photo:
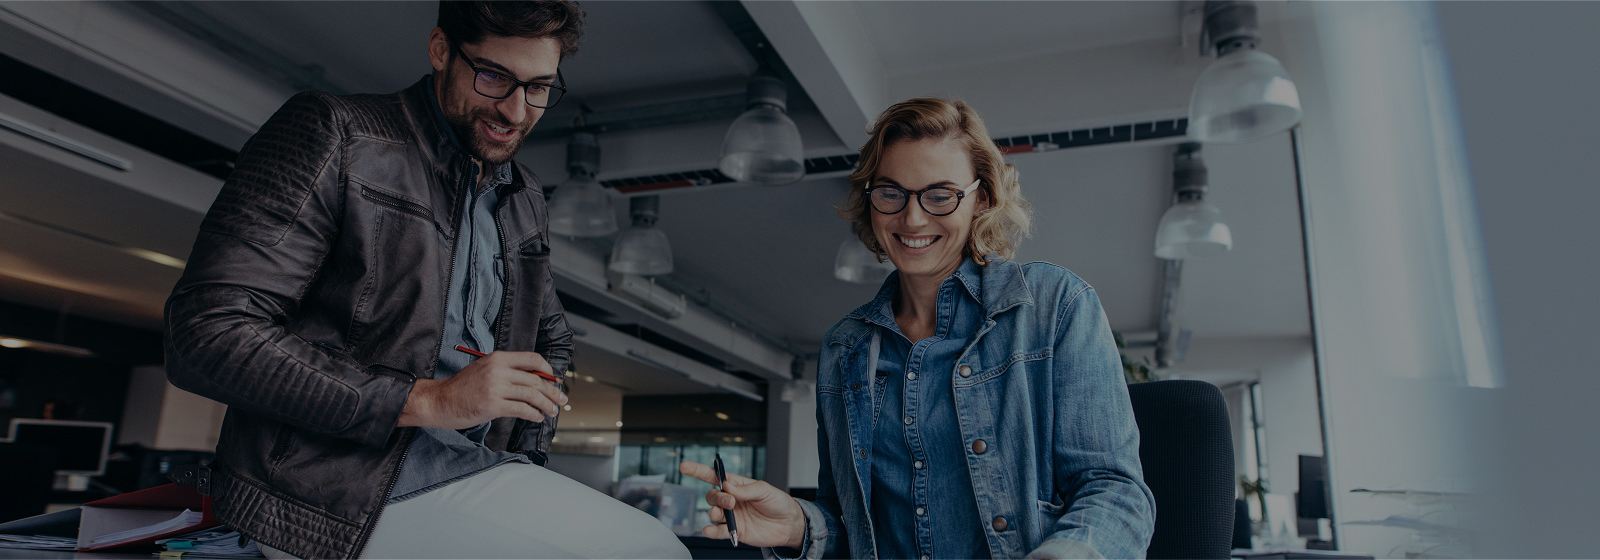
[0,442,58,522]
[1128,380,1237,559]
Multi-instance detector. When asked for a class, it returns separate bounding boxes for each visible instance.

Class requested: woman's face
[869,136,989,281]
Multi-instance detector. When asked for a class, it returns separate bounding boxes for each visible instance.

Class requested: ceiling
[0,0,1313,389]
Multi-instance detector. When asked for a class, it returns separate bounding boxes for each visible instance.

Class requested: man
[164,3,688,558]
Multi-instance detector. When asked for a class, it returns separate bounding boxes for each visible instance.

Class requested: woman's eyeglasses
[866,178,981,216]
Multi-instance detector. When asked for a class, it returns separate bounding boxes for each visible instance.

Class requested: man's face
[428,30,562,164]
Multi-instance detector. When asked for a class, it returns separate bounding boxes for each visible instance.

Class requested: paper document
[89,509,204,546]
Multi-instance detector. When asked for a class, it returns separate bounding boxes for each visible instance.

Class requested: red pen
[454,344,564,384]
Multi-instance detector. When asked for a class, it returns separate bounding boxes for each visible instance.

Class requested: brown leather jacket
[163,78,573,558]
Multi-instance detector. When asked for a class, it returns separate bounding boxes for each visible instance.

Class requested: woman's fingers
[701,524,729,540]
[679,461,720,485]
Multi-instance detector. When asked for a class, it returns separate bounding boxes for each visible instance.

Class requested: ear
[428,27,450,74]
[975,183,993,214]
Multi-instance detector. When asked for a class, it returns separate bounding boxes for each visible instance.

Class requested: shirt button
[858,449,867,459]
[903,416,913,425]
[992,515,1009,532]
[958,364,973,377]
[913,460,924,469]
[906,372,917,381]
[922,556,930,560]
[916,507,926,516]
[972,439,989,454]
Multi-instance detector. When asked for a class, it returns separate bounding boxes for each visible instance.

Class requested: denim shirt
[779,257,1156,559]
[388,77,529,503]
[865,259,989,559]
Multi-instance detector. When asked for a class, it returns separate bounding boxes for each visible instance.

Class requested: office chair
[0,442,58,522]
[1128,380,1237,559]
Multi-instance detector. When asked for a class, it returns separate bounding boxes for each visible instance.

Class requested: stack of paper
[157,528,262,558]
[0,533,77,551]
[88,509,204,547]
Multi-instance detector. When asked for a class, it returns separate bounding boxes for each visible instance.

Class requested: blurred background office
[0,1,1594,557]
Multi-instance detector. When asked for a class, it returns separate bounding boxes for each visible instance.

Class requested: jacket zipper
[351,158,470,556]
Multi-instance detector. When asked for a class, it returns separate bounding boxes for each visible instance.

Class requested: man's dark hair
[438,1,585,57]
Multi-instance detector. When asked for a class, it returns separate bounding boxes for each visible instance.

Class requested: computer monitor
[1296,454,1330,520]
[5,419,113,476]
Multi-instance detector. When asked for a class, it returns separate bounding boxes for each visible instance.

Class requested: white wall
[1180,337,1324,499]
[766,357,821,491]
[1429,2,1600,556]
[1275,3,1504,555]
[119,365,226,451]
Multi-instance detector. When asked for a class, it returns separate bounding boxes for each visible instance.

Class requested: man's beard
[440,77,531,165]
[444,107,528,165]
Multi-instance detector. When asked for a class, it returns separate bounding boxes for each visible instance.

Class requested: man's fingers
[494,351,553,375]
[707,504,725,524]
[496,400,545,424]
[503,385,560,418]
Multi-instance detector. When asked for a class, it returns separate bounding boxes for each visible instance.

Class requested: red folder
[75,482,220,551]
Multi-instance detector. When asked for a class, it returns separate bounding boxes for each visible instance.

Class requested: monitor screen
[1297,454,1330,520]
[7,419,113,476]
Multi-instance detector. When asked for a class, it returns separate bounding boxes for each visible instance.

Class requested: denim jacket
[786,258,1155,559]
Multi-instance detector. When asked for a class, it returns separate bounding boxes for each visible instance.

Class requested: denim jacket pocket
[955,349,1051,388]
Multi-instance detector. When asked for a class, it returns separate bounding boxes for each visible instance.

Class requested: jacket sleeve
[163,91,413,449]
[1028,285,1157,559]
[509,194,575,458]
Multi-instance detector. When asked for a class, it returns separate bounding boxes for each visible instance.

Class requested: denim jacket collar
[837,255,1033,346]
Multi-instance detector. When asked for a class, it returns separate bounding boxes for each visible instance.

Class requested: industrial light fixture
[0,335,96,358]
[1188,0,1302,143]
[833,238,895,284]
[608,196,673,275]
[718,71,805,185]
[549,132,619,237]
[1155,143,1233,259]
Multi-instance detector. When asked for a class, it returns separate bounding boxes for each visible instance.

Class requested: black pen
[714,453,739,547]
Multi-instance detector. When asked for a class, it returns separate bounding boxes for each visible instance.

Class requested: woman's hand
[679,461,807,549]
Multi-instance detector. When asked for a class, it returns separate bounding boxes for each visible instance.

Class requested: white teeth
[898,235,936,249]
[487,123,511,134]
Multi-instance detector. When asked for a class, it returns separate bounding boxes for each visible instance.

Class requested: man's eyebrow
[472,54,558,83]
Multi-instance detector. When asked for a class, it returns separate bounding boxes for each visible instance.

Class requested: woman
[682,98,1155,559]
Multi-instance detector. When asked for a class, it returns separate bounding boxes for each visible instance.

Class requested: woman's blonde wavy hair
[841,98,1032,266]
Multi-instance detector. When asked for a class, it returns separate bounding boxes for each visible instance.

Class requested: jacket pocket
[355,179,447,237]
[518,232,550,257]
[268,426,294,463]
[955,349,1052,388]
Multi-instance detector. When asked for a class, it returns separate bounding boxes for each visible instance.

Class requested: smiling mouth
[480,120,519,143]
[894,234,941,250]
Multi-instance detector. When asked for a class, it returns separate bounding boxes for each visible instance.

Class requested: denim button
[906,372,917,381]
[958,364,972,377]
[903,416,913,426]
[916,507,926,516]
[992,515,1009,532]
[858,449,867,459]
[972,439,988,454]
[913,460,924,469]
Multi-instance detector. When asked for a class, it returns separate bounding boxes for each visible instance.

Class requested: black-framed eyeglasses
[452,44,567,109]
[866,178,981,216]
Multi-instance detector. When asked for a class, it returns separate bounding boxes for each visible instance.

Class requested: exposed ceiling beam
[548,235,795,382]
[567,314,763,402]
[740,0,886,147]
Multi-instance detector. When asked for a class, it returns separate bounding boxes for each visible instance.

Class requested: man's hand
[398,351,566,430]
